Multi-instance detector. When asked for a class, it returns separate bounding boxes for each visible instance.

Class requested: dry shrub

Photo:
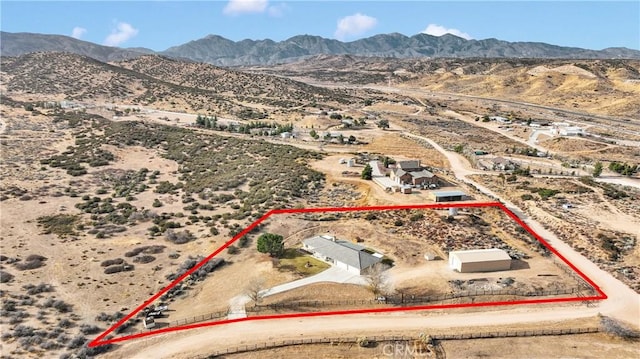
[133,255,155,264]
[0,270,14,283]
[14,255,47,271]
[100,258,124,267]
[600,315,640,340]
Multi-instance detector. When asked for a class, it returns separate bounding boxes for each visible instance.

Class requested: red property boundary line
[89,202,607,347]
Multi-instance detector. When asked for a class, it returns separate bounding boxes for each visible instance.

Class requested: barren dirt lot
[469,174,640,292]
[361,132,448,169]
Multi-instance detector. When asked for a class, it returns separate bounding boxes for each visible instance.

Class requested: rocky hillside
[0,31,152,62]
[114,55,350,106]
[3,31,639,67]
[162,33,640,66]
[257,56,640,118]
[0,52,357,116]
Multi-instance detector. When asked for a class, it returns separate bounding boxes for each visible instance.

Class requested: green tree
[592,161,603,178]
[309,129,317,139]
[454,144,464,153]
[196,114,205,127]
[348,135,356,143]
[361,164,373,180]
[377,119,390,129]
[383,156,390,168]
[256,233,284,257]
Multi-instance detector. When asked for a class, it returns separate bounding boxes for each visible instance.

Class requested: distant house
[559,127,584,136]
[491,157,518,171]
[490,116,511,124]
[389,160,438,186]
[550,123,584,136]
[341,119,354,127]
[395,160,421,171]
[302,235,383,275]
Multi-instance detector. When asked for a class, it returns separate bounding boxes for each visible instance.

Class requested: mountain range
[2,31,639,66]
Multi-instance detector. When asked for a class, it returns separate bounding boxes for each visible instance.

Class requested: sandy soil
[208,332,638,359]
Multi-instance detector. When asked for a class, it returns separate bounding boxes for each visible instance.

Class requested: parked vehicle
[143,317,155,329]
[146,310,163,318]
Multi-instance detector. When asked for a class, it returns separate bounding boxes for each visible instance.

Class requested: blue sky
[1,1,639,51]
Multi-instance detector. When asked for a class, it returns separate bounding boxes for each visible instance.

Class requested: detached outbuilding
[449,248,511,273]
[431,190,466,202]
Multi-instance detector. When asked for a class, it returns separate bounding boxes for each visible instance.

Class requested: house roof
[303,236,382,270]
[397,160,421,170]
[449,248,511,263]
[394,168,408,177]
[409,169,435,179]
[491,157,512,165]
[432,190,466,198]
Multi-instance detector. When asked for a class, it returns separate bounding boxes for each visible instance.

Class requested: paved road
[226,266,367,320]
[260,266,367,298]
[227,295,250,320]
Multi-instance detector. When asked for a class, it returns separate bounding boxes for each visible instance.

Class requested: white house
[490,116,511,124]
[559,127,584,136]
[550,123,584,136]
[302,235,383,275]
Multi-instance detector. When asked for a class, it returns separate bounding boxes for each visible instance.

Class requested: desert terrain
[0,53,638,358]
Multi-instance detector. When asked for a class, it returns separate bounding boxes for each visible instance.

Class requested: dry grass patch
[277,248,330,276]
[361,133,447,168]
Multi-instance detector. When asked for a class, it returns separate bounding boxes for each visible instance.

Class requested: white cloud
[223,0,268,15]
[422,24,472,40]
[71,27,87,40]
[103,22,139,47]
[267,3,290,17]
[334,13,377,41]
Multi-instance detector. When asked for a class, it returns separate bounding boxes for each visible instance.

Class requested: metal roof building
[302,235,382,275]
[431,190,467,202]
[449,248,512,273]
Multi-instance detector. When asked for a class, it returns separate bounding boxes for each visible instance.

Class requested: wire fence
[551,256,597,293]
[201,327,600,357]
[247,286,583,312]
[168,310,229,327]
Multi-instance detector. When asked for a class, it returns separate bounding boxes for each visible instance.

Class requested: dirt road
[108,303,610,359]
